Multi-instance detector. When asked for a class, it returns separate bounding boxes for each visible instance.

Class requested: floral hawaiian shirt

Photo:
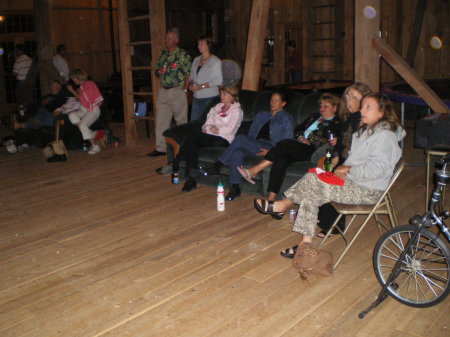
[155,47,191,87]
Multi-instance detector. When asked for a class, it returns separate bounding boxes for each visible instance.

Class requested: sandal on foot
[280,245,298,259]
[253,199,284,220]
[237,166,255,184]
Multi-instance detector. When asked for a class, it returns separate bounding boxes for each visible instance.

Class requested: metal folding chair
[319,159,405,269]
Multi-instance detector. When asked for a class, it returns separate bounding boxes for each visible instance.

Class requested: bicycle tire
[373,224,450,308]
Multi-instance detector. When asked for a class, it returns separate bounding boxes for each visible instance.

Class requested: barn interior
[0,1,449,336]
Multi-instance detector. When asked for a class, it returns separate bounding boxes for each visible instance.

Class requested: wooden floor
[0,123,448,337]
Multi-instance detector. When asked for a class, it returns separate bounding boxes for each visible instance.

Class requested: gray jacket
[189,55,222,99]
[344,122,405,191]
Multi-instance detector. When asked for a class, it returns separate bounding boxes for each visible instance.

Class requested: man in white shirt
[12,44,32,101]
[52,44,70,82]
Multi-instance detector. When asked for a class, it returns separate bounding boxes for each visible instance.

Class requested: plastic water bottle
[217,182,225,211]
[19,105,25,116]
[172,172,179,184]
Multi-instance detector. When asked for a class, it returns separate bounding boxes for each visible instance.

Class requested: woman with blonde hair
[172,85,243,192]
[67,69,103,154]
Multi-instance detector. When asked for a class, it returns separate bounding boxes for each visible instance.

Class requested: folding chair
[319,159,405,269]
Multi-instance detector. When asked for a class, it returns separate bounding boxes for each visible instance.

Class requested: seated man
[14,80,71,129]
[206,90,295,200]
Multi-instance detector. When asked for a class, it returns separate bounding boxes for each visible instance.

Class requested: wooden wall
[0,0,119,83]
[51,0,119,82]
[224,0,449,87]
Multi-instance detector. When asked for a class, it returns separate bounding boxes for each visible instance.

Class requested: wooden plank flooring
[0,123,448,337]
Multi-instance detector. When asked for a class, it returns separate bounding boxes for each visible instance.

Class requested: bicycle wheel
[373,225,450,308]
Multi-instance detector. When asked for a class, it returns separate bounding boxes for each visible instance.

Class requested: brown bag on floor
[292,242,333,280]
[42,139,68,159]
[51,139,68,156]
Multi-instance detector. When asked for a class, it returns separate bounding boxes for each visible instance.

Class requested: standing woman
[67,69,103,154]
[189,35,223,121]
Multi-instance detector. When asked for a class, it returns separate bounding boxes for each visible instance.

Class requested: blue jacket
[247,109,295,146]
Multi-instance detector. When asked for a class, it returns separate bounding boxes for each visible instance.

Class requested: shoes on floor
[225,185,241,201]
[47,154,67,162]
[88,145,101,155]
[182,178,197,192]
[147,150,166,157]
[156,164,173,175]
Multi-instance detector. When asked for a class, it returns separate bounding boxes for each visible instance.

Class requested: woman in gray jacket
[253,93,405,258]
[189,35,223,121]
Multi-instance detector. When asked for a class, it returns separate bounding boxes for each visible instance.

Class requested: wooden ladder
[117,0,166,146]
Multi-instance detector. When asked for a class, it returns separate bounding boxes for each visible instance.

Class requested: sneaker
[5,140,17,154]
[88,144,101,155]
[156,164,173,175]
[17,143,30,152]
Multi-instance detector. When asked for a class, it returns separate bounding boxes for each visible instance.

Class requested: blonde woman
[67,69,103,154]
[172,85,243,192]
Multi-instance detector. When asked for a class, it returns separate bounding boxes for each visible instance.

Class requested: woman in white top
[189,35,223,121]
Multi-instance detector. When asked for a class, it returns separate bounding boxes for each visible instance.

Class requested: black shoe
[181,178,197,192]
[47,154,67,162]
[147,150,166,157]
[200,162,223,176]
[225,185,241,201]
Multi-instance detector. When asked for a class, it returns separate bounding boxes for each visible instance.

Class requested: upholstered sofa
[163,89,332,197]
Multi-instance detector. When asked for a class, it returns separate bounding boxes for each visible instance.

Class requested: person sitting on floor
[205,90,295,201]
[172,85,243,192]
[253,93,405,259]
[237,93,341,202]
[66,69,103,155]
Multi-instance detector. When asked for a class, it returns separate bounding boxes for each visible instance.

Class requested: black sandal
[253,199,284,220]
[280,245,298,259]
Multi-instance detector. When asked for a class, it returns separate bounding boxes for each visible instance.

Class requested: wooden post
[354,0,380,91]
[117,0,137,146]
[34,0,60,95]
[148,0,166,127]
[372,36,450,114]
[405,0,427,67]
[242,0,270,91]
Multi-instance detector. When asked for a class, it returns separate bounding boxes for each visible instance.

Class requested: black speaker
[415,113,450,149]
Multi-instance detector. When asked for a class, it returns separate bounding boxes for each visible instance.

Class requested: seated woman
[254,93,405,258]
[172,85,243,192]
[316,82,372,238]
[67,69,103,155]
[206,90,295,200]
[238,93,341,203]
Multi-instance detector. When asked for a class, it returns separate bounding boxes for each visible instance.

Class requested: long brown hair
[359,93,400,136]
[339,82,372,121]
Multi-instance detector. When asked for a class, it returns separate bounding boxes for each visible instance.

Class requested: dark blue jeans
[190,96,219,121]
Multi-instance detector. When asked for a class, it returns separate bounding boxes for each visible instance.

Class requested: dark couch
[163,89,332,197]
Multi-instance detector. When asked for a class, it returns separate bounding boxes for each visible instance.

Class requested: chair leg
[426,152,431,211]
[333,212,376,269]
[319,214,344,248]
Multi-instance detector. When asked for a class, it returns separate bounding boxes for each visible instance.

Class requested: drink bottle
[172,172,179,184]
[324,150,332,172]
[217,182,225,211]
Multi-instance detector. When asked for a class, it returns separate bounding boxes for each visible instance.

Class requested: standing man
[148,27,191,157]
[52,44,70,83]
[12,44,32,102]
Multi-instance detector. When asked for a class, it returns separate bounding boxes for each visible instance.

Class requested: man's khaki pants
[155,86,188,152]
